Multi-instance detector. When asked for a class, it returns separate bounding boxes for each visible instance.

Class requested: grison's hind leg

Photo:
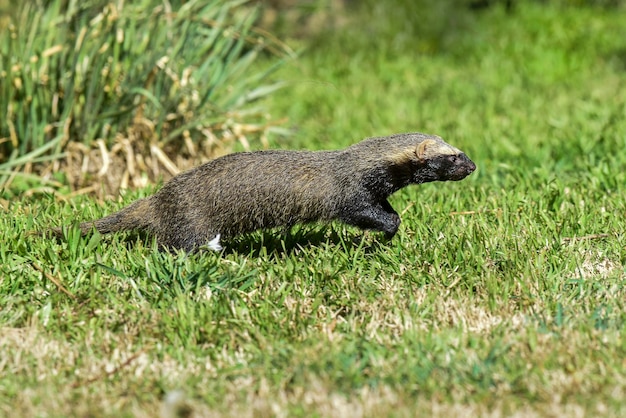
[155,222,221,252]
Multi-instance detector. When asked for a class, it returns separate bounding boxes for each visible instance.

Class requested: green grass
[2,2,626,417]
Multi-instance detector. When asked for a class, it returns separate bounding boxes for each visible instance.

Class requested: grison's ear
[415,139,439,162]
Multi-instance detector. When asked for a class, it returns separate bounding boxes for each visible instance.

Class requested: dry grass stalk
[52,117,284,199]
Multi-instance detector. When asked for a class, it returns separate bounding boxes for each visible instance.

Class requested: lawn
[1,1,626,417]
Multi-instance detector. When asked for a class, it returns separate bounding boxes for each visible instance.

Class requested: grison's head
[415,138,476,182]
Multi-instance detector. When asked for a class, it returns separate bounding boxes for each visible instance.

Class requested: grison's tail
[48,198,154,238]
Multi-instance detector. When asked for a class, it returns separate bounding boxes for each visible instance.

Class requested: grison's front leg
[340,199,401,239]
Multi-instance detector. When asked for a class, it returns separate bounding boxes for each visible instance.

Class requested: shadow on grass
[36,221,391,259]
[222,225,391,258]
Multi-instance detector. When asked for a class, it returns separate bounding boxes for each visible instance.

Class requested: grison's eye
[448,155,459,163]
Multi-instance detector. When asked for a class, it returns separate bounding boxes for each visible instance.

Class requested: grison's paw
[206,234,223,251]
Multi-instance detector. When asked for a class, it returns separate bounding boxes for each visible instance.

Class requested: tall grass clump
[0,0,291,196]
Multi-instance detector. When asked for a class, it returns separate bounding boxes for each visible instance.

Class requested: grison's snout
[451,153,476,181]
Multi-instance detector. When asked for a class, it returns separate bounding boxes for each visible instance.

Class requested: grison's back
[152,149,345,237]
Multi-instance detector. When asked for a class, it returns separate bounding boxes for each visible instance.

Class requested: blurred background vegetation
[0,0,292,197]
[1,0,625,197]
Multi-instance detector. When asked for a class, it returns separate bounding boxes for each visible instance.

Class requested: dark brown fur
[49,132,476,252]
